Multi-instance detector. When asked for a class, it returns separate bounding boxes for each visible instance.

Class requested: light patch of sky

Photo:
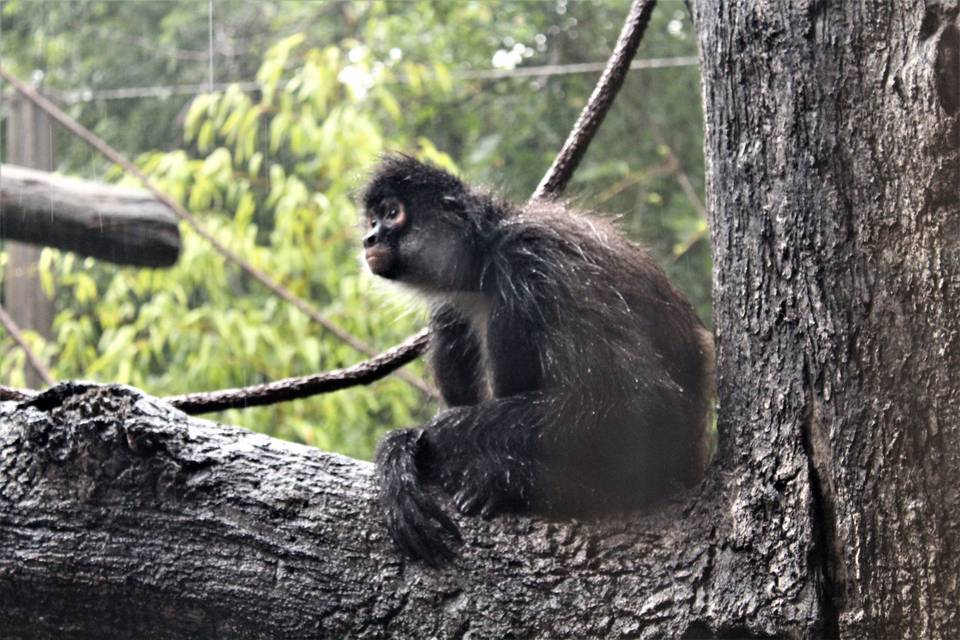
[668,11,687,40]
[339,46,382,101]
[492,43,535,71]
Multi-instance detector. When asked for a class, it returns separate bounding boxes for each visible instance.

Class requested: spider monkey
[362,155,713,566]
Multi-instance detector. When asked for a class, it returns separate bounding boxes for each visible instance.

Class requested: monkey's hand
[376,429,463,567]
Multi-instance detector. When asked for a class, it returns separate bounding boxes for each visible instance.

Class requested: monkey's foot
[450,464,530,519]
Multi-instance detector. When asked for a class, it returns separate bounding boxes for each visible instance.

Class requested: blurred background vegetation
[0,0,709,460]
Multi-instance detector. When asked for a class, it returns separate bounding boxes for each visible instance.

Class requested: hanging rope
[533,0,657,201]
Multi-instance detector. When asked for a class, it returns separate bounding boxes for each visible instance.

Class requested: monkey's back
[487,202,712,506]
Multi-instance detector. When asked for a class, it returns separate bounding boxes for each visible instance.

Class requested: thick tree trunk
[0,2,956,639]
[693,1,960,637]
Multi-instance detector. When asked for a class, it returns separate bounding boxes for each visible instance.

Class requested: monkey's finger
[454,488,485,516]
[479,495,504,520]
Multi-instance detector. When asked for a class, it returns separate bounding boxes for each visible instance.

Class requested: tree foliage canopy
[1,1,708,459]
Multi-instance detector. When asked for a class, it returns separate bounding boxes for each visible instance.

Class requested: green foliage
[17,36,456,459]
[1,2,712,458]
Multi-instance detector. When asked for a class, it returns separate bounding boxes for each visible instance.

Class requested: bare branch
[0,164,180,267]
[0,305,54,387]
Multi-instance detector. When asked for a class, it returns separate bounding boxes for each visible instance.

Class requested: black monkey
[362,155,713,566]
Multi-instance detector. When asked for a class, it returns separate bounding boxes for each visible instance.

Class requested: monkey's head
[361,155,499,292]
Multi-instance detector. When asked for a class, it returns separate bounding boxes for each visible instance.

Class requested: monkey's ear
[441,194,467,213]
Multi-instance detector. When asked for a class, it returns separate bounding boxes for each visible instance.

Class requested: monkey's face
[362,194,480,292]
[361,155,492,292]
[363,196,406,278]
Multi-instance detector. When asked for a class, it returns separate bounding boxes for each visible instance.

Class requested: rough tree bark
[0,381,814,639]
[693,0,960,637]
[0,2,956,639]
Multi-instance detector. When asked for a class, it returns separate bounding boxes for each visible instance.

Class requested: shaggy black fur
[362,155,713,566]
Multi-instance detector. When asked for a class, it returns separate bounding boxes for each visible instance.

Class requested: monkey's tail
[375,428,462,567]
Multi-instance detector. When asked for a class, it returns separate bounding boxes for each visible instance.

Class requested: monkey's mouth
[365,247,395,276]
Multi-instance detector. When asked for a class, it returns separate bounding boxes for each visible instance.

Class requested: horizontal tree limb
[0,383,822,638]
[0,164,180,267]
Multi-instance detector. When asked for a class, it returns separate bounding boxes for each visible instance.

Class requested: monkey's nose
[363,230,378,248]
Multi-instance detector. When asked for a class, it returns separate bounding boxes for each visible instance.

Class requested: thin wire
[50,57,698,104]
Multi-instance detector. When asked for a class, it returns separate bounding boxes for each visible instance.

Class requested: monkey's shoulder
[490,208,642,278]
[489,207,694,326]
[503,204,619,239]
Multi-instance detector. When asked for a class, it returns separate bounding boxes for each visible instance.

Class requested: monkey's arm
[429,305,486,406]
[380,300,551,565]
[425,395,547,512]
[423,281,556,519]
[378,295,551,566]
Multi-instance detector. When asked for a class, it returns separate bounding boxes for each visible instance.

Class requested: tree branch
[0,383,820,638]
[0,305,54,387]
[0,164,181,267]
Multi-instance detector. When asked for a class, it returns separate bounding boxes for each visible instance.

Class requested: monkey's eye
[381,198,406,225]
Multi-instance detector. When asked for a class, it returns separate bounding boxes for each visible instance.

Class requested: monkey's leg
[420,393,558,518]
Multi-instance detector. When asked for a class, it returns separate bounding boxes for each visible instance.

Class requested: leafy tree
[1,2,711,457]
[22,35,459,458]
